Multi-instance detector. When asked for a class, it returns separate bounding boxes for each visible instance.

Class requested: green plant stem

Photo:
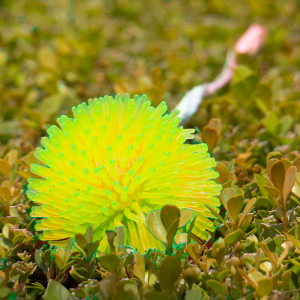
[87,258,91,277]
[275,288,300,294]
[281,197,288,233]
[4,265,10,287]
[148,268,152,284]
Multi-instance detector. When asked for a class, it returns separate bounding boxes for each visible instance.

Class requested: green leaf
[8,205,23,221]
[72,256,87,266]
[74,242,86,256]
[211,238,225,268]
[217,270,229,281]
[282,270,291,291]
[232,72,258,100]
[83,240,100,258]
[208,118,222,136]
[260,261,272,274]
[186,242,202,263]
[278,241,291,266]
[42,250,52,266]
[262,112,281,136]
[231,81,246,102]
[238,197,256,228]
[281,158,293,171]
[133,253,145,285]
[244,74,258,96]
[146,209,167,245]
[60,261,74,273]
[0,238,13,250]
[0,159,11,178]
[113,226,125,251]
[255,174,273,200]
[254,97,268,115]
[69,266,87,283]
[292,173,300,198]
[52,253,64,269]
[266,152,283,162]
[123,283,138,298]
[205,205,230,230]
[206,279,225,295]
[43,280,71,300]
[99,253,120,274]
[262,185,279,196]
[85,225,93,244]
[285,233,300,252]
[157,256,181,292]
[166,218,180,251]
[34,250,47,272]
[64,240,73,265]
[259,242,276,267]
[175,233,188,244]
[202,126,218,152]
[2,223,14,238]
[221,187,237,210]
[75,234,88,249]
[233,65,253,81]
[214,246,225,269]
[106,230,117,253]
[0,287,11,298]
[227,194,244,228]
[227,159,235,173]
[70,287,86,299]
[55,247,65,260]
[144,290,168,300]
[243,235,258,253]
[256,84,272,104]
[26,282,46,293]
[254,197,273,211]
[10,243,25,256]
[291,258,300,268]
[39,94,63,120]
[178,208,193,228]
[283,166,297,205]
[124,253,134,267]
[161,205,180,233]
[0,216,21,224]
[270,160,285,195]
[280,115,293,135]
[224,229,242,246]
[37,47,58,71]
[185,288,203,300]
[187,215,197,245]
[256,278,272,297]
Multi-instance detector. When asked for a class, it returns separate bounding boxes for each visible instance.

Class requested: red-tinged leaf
[270,160,285,196]
[208,118,222,137]
[266,158,278,181]
[202,126,218,152]
[283,166,297,205]
[281,158,293,171]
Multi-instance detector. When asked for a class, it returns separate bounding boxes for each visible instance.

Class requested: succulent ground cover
[1,0,300,299]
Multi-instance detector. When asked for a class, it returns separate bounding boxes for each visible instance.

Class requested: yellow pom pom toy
[27,94,221,252]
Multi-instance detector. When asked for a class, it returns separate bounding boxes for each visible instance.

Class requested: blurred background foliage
[0,0,299,148]
[1,0,300,299]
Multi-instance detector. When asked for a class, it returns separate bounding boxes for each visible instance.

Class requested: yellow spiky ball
[27,94,221,252]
